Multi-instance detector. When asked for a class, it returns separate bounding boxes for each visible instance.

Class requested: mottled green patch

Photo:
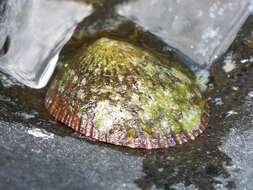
[51,37,206,137]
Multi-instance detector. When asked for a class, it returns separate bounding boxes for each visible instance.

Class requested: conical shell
[45,38,209,149]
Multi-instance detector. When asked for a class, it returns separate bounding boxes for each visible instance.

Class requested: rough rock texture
[0,121,144,190]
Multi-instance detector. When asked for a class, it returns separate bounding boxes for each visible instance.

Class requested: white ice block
[117,0,251,70]
[0,0,92,88]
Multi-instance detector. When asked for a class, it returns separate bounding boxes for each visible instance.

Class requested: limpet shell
[45,37,209,149]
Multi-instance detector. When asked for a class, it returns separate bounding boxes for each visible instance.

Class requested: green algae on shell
[45,37,209,149]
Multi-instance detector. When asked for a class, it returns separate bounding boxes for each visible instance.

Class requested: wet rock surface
[0,121,144,190]
[0,10,253,190]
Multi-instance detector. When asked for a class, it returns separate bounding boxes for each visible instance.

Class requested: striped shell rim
[45,90,210,149]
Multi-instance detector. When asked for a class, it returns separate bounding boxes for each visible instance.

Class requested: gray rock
[0,121,144,190]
